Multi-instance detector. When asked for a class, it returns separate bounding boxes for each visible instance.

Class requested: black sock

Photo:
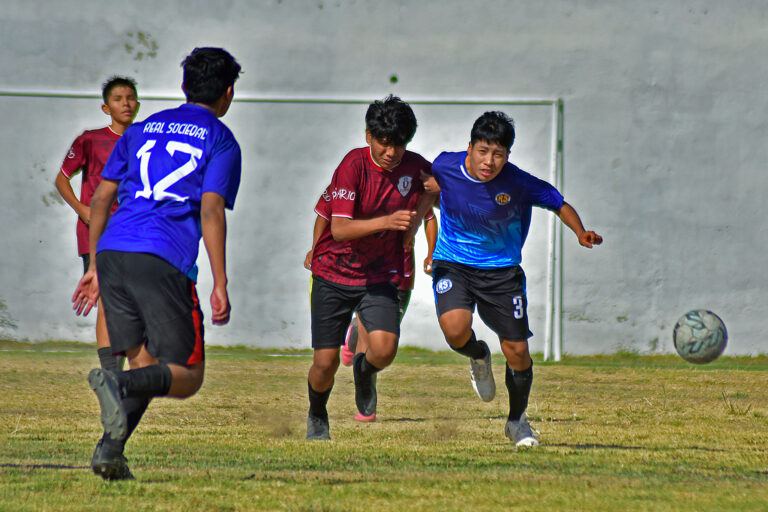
[506,363,533,422]
[308,380,332,420]
[97,347,119,371]
[115,363,173,399]
[452,331,487,360]
[354,352,382,379]
[103,396,150,451]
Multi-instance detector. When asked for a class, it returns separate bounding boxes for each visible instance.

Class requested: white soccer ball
[673,309,727,364]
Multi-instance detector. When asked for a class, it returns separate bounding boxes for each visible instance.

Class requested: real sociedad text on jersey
[142,122,208,140]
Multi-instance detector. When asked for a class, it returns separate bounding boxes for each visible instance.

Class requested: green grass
[1,340,767,511]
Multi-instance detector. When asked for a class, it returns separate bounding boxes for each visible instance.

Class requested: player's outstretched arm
[72,179,118,316]
[201,192,231,325]
[330,210,415,241]
[556,201,603,248]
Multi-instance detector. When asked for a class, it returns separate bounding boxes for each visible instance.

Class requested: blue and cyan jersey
[431,151,563,269]
[98,104,241,278]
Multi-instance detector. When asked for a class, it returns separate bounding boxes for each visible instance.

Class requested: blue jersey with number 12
[431,151,563,269]
[98,104,241,278]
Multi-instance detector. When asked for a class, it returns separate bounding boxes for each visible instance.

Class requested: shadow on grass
[547,443,727,452]
[0,463,89,470]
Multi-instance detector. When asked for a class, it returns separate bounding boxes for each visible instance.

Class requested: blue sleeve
[202,133,241,210]
[101,132,130,181]
[521,172,564,211]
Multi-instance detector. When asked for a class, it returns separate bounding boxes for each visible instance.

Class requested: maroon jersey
[60,127,120,255]
[314,183,434,291]
[311,147,431,287]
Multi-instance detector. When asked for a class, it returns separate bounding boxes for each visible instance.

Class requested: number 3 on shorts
[512,295,525,319]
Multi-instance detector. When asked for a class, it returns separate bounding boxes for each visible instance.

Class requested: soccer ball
[673,309,727,364]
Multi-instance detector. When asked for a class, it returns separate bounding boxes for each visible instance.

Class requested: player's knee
[501,340,531,367]
[313,356,340,377]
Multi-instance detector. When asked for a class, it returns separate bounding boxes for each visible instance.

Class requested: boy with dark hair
[418,111,602,447]
[55,76,139,371]
[306,95,435,438]
[73,47,242,479]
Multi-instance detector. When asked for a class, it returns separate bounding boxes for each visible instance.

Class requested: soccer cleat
[505,414,540,447]
[341,320,359,367]
[354,412,376,423]
[88,368,128,441]
[91,437,134,480]
[469,340,495,402]
[353,354,377,417]
[306,413,330,440]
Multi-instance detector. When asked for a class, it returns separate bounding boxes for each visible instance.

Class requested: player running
[304,187,438,421]
[414,111,602,447]
[55,76,140,371]
[306,95,436,438]
[72,47,242,479]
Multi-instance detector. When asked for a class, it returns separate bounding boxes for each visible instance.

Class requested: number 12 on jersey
[135,139,203,203]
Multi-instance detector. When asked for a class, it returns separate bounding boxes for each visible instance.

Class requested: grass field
[1,340,767,511]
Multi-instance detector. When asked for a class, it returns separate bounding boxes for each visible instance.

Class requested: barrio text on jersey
[331,188,356,201]
[143,122,208,141]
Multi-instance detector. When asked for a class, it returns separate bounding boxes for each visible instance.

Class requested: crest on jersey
[398,176,413,196]
[435,278,453,294]
[495,192,511,205]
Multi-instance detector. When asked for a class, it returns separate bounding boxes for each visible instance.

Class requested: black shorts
[97,251,205,366]
[311,276,399,349]
[396,290,412,322]
[432,260,531,341]
[81,254,91,274]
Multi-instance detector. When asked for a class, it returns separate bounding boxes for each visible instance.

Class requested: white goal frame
[1,89,565,361]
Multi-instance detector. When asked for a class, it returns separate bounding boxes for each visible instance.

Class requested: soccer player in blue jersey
[72,47,242,479]
[417,111,602,447]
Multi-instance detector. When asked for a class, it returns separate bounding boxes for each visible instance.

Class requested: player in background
[72,48,242,479]
[55,76,139,371]
[304,189,438,418]
[306,96,437,438]
[410,111,602,447]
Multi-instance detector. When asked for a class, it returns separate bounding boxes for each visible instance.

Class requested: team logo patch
[398,176,413,196]
[435,278,453,294]
[495,192,511,205]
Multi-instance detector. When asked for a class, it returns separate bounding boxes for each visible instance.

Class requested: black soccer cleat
[353,354,377,417]
[306,413,330,440]
[88,368,128,441]
[91,437,134,481]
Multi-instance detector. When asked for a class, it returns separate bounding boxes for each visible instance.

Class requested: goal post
[1,89,565,359]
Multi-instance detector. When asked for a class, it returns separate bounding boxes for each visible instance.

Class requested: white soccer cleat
[505,414,539,447]
[469,340,495,402]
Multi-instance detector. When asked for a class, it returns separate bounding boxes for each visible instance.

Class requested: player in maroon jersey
[304,188,438,412]
[306,96,437,438]
[55,76,139,371]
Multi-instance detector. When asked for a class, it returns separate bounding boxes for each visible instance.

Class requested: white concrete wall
[1,0,766,356]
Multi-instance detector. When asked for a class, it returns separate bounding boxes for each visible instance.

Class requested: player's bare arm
[55,171,91,225]
[402,190,439,250]
[305,215,329,270]
[72,179,118,316]
[330,210,415,241]
[201,191,231,325]
[556,201,603,248]
[423,213,438,274]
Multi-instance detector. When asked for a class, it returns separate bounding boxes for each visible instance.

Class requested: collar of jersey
[460,157,484,183]
[367,147,399,172]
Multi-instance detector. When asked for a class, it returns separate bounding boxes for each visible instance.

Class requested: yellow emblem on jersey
[495,192,511,206]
